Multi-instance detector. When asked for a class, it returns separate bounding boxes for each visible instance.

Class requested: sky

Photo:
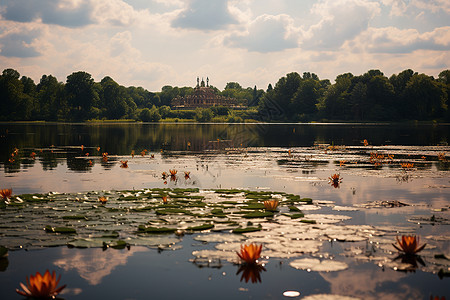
[0,0,449,92]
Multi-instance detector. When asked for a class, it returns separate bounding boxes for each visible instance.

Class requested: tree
[270,72,302,119]
[403,74,446,120]
[195,107,213,122]
[99,76,129,119]
[65,71,99,120]
[0,68,33,120]
[139,105,161,122]
[37,75,65,120]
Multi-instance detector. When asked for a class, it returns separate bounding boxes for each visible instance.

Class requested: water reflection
[236,264,266,283]
[53,247,148,285]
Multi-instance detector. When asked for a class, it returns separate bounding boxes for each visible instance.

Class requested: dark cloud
[225,15,298,53]
[0,31,40,57]
[1,0,94,27]
[171,0,237,30]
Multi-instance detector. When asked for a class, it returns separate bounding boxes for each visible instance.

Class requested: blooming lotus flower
[328,174,342,188]
[16,270,66,299]
[120,160,128,168]
[169,169,177,176]
[30,152,36,159]
[162,196,168,204]
[0,188,12,200]
[237,243,262,265]
[184,171,190,180]
[393,235,426,255]
[263,200,279,211]
[161,172,168,180]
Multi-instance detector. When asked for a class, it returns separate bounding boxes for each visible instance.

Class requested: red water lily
[98,196,108,204]
[237,243,262,265]
[393,235,426,255]
[16,270,66,299]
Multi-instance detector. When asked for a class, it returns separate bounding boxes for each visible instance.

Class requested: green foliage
[1,68,448,122]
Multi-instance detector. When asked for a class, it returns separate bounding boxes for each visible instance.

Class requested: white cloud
[171,0,238,31]
[356,26,450,53]
[224,14,299,53]
[303,0,380,50]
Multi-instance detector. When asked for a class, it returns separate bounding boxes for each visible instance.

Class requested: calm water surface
[0,123,449,300]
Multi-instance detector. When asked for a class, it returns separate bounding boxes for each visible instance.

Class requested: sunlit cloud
[171,0,238,31]
[224,14,299,53]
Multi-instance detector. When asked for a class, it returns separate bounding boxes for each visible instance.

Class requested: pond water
[0,123,449,300]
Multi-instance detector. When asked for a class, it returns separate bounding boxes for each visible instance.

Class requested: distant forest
[0,68,449,122]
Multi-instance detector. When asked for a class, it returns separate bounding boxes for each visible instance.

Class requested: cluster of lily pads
[0,187,449,279]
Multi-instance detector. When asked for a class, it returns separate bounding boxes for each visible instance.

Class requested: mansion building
[171,77,244,109]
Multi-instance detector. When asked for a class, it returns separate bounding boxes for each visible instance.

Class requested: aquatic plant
[328,174,342,188]
[120,160,128,168]
[16,270,66,299]
[169,169,177,176]
[263,199,279,211]
[0,188,12,200]
[162,172,168,179]
[237,243,262,265]
[401,163,414,169]
[162,195,168,204]
[184,171,190,180]
[98,196,108,204]
[392,235,426,255]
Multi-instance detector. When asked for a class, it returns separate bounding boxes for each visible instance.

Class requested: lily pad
[186,224,214,231]
[45,226,77,234]
[289,258,348,272]
[137,225,177,233]
[242,211,274,218]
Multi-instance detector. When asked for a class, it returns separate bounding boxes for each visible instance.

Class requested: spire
[201,77,205,87]
[196,77,199,88]
[207,77,209,87]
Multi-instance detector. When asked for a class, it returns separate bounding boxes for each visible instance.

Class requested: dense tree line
[1,68,448,122]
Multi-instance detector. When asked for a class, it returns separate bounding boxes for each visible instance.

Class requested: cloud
[171,0,238,30]
[0,30,41,57]
[0,0,94,28]
[224,14,298,53]
[358,26,450,53]
[303,0,380,50]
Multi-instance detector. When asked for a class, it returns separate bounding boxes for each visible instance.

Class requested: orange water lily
[98,196,108,204]
[169,169,177,176]
[0,188,12,200]
[184,171,190,180]
[162,195,168,204]
[393,235,426,255]
[16,270,66,299]
[237,243,262,265]
[120,160,128,168]
[263,200,279,211]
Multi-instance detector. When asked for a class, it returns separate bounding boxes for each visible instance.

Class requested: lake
[0,123,449,300]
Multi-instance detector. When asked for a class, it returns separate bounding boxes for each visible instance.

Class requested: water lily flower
[97,146,101,152]
[328,174,342,188]
[98,196,108,204]
[161,172,168,180]
[162,196,168,204]
[151,154,155,159]
[81,145,84,151]
[169,169,177,181]
[237,243,262,265]
[131,150,135,158]
[393,235,426,255]
[30,152,36,159]
[120,160,128,168]
[16,270,66,299]
[363,139,368,146]
[184,171,190,180]
[263,200,279,211]
[141,150,146,157]
[0,188,12,200]
[401,163,414,169]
